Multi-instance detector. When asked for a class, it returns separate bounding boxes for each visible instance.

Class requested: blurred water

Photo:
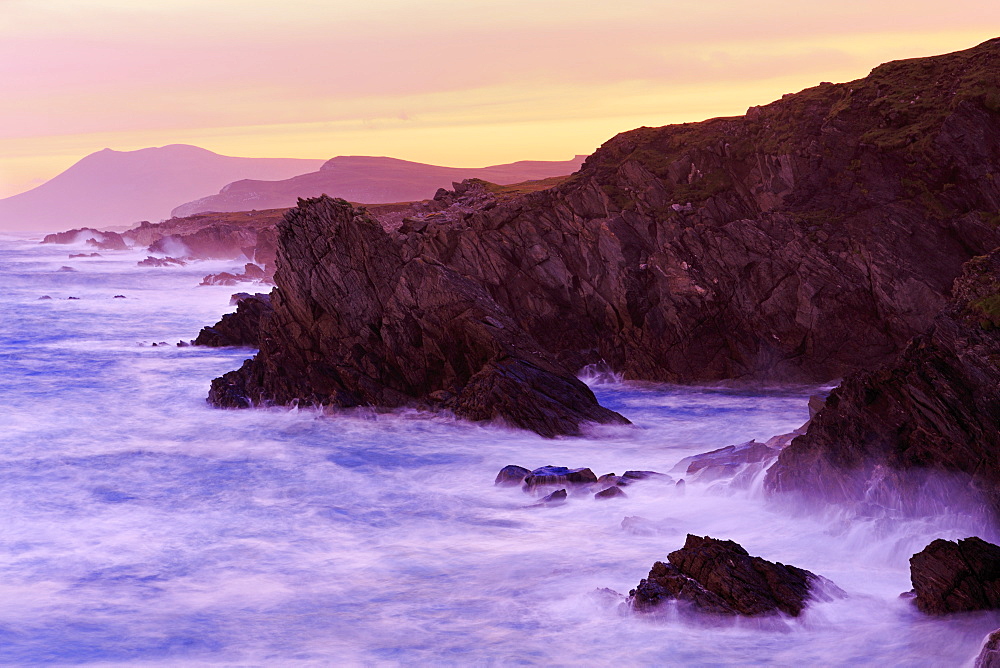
[0,238,996,666]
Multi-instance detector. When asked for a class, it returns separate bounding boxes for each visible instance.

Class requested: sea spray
[0,240,997,665]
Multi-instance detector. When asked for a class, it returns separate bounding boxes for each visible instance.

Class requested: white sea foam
[0,240,996,665]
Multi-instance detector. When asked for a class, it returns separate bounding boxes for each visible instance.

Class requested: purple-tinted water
[0,237,996,666]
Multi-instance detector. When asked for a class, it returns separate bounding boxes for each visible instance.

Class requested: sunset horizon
[3,0,997,199]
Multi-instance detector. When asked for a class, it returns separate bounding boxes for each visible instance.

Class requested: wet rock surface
[910,537,1000,614]
[494,465,531,486]
[976,630,1000,668]
[523,466,599,488]
[629,534,839,616]
[767,248,1000,514]
[207,41,1000,435]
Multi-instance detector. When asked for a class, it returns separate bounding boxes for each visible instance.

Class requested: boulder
[595,486,627,500]
[494,465,530,486]
[536,489,567,505]
[910,537,1000,614]
[522,466,598,488]
[628,534,839,616]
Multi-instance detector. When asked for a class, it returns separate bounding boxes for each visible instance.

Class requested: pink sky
[2,0,998,198]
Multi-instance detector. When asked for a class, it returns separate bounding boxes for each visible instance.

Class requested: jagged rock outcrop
[909,537,1000,614]
[208,40,1000,435]
[201,263,268,286]
[766,248,1000,513]
[207,197,626,436]
[193,293,273,347]
[628,534,840,616]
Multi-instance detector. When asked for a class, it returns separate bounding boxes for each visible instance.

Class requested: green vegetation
[972,292,1000,330]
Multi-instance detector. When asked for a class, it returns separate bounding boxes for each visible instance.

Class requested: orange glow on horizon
[1,0,997,198]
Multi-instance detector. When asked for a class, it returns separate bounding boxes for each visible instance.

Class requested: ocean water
[0,237,997,666]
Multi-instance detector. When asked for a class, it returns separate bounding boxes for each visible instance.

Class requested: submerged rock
[910,537,1000,614]
[628,534,840,617]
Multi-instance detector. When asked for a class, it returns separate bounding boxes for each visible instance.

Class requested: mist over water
[1,239,997,666]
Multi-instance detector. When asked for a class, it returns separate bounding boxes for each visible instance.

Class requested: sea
[1,236,997,666]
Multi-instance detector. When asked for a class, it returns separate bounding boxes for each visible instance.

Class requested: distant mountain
[170,155,588,217]
[0,145,325,234]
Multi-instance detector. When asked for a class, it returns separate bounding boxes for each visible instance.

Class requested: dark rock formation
[205,40,1000,437]
[675,440,775,476]
[87,232,128,251]
[495,465,531,486]
[595,486,627,500]
[43,228,105,244]
[766,248,1000,513]
[910,537,1000,614]
[976,630,1000,668]
[200,264,266,286]
[207,196,627,436]
[58,266,76,272]
[629,534,839,616]
[137,256,186,267]
[536,489,568,505]
[148,224,258,261]
[69,252,101,258]
[522,466,599,488]
[194,293,273,348]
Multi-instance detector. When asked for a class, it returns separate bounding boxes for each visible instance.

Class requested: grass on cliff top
[467,175,572,200]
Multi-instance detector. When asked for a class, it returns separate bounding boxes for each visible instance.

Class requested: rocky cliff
[766,247,1000,513]
[208,196,627,437]
[208,39,1000,435]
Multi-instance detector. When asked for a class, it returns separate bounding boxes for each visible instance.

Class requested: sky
[1,0,998,198]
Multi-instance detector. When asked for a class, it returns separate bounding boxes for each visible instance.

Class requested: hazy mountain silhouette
[171,155,588,217]
[0,145,325,234]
